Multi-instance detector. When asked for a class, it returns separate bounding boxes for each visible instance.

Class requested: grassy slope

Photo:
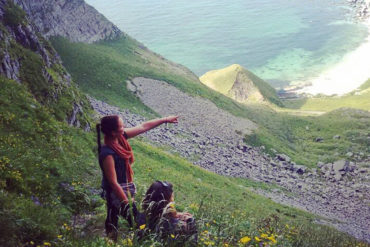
[51,36,370,168]
[284,91,370,112]
[0,77,99,246]
[51,36,261,119]
[2,77,366,246]
[244,105,370,167]
[283,79,370,112]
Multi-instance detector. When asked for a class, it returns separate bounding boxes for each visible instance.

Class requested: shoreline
[294,12,370,96]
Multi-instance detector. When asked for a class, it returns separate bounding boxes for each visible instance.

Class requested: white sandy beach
[298,18,370,96]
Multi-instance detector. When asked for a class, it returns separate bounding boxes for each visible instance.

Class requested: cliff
[0,0,91,128]
[13,0,123,43]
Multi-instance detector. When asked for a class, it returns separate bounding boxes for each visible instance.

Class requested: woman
[142,181,197,243]
[96,115,178,240]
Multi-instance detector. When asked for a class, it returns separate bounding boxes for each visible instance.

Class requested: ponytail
[96,115,119,155]
[96,123,101,155]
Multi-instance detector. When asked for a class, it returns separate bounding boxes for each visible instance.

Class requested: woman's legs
[105,199,119,241]
[105,198,137,240]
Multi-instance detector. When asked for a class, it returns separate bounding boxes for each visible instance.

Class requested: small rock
[276,154,291,162]
[333,135,341,139]
[346,152,353,157]
[315,137,324,142]
[358,168,367,174]
[317,162,325,169]
[294,165,306,175]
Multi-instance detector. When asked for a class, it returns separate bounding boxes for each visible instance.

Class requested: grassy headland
[199,64,283,106]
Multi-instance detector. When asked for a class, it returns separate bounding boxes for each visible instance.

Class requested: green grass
[50,36,273,120]
[1,77,367,246]
[283,91,370,112]
[243,105,370,167]
[283,79,370,112]
[0,77,99,246]
[3,0,27,28]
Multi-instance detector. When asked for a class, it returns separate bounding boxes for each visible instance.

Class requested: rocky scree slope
[91,77,369,242]
[0,0,91,128]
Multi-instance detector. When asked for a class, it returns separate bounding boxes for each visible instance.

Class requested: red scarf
[104,134,134,183]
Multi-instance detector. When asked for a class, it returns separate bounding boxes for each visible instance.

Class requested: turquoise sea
[86,0,368,89]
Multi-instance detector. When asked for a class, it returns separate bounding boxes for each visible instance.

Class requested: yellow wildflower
[268,235,277,243]
[43,242,51,246]
[30,241,35,245]
[239,236,251,244]
[122,238,133,246]
[57,235,62,239]
[261,233,268,239]
[139,224,146,230]
[171,234,175,238]
[255,236,261,242]
[223,243,229,247]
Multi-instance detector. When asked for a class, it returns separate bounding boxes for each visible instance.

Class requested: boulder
[332,160,348,173]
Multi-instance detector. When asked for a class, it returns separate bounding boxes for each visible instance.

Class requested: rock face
[228,71,264,102]
[13,0,123,43]
[0,0,91,129]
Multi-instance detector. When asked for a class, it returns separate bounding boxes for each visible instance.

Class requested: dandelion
[255,236,261,242]
[139,224,146,230]
[239,236,251,244]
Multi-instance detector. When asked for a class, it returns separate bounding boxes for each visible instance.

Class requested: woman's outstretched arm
[125,116,179,139]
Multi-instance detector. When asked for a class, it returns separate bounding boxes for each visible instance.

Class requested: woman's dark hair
[96,115,119,154]
[142,181,173,230]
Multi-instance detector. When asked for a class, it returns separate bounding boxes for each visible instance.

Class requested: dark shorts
[107,182,136,209]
